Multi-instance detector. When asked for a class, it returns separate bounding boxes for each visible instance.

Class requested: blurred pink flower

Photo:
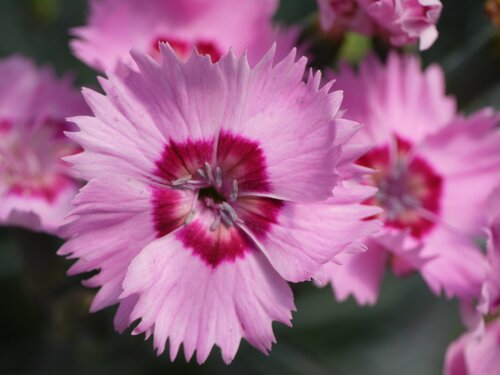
[444,189,500,375]
[478,187,500,316]
[444,319,500,375]
[317,0,376,36]
[315,53,500,305]
[317,0,442,50]
[71,0,298,72]
[58,45,380,363]
[0,56,87,234]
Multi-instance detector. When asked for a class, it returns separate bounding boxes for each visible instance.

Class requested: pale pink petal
[418,109,500,235]
[335,53,455,145]
[0,183,78,234]
[484,188,500,315]
[59,175,190,313]
[465,320,500,375]
[315,240,388,305]
[121,233,294,364]
[420,230,487,301]
[0,56,86,122]
[445,320,500,375]
[248,193,381,282]
[216,48,343,202]
[444,333,468,375]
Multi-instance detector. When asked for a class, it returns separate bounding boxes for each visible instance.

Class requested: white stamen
[231,179,239,202]
[204,162,213,183]
[215,167,223,188]
[197,168,207,180]
[171,174,192,187]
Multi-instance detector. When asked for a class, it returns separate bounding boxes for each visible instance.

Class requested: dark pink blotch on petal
[151,37,222,63]
[152,188,191,237]
[194,41,222,63]
[8,174,73,204]
[217,131,271,194]
[236,196,283,239]
[151,37,190,60]
[155,138,213,181]
[176,220,253,267]
[0,119,12,133]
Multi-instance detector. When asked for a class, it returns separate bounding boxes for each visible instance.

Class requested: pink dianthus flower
[0,56,87,233]
[315,53,500,305]
[317,0,442,50]
[72,0,298,72]
[58,46,380,363]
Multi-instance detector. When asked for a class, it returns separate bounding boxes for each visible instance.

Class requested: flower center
[358,136,442,238]
[169,159,242,231]
[150,36,222,63]
[152,132,281,267]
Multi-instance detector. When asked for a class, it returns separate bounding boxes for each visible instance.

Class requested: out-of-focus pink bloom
[445,190,500,374]
[444,319,500,375]
[316,0,442,50]
[72,0,298,72]
[58,45,380,363]
[315,53,500,305]
[478,187,500,316]
[0,56,86,234]
[317,0,375,36]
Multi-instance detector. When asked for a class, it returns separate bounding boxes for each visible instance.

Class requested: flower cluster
[2,0,499,370]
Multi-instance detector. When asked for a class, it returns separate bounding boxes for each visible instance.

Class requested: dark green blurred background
[0,0,498,374]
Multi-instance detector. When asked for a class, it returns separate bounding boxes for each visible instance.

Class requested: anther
[204,162,213,183]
